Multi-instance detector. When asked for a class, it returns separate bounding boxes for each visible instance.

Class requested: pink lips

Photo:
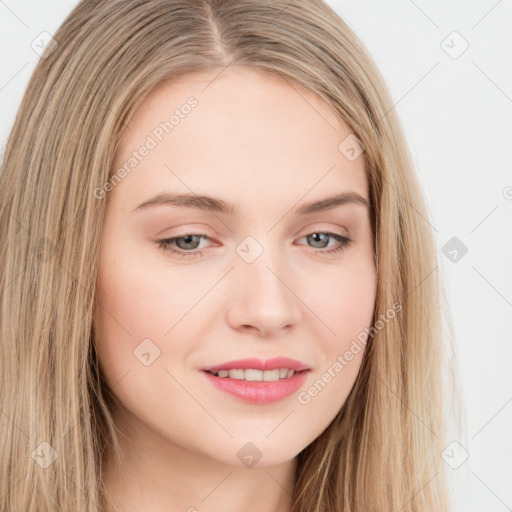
[200,357,310,404]
[201,357,310,373]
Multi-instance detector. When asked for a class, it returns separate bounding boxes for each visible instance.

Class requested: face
[93,67,376,469]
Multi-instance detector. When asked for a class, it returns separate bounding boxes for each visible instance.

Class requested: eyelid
[159,223,349,245]
[296,222,349,237]
[156,225,352,258]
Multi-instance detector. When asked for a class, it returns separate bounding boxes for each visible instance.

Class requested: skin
[93,66,376,512]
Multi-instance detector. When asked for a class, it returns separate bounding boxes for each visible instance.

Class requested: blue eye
[157,231,352,258]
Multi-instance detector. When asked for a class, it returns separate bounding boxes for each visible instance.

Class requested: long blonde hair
[0,0,461,510]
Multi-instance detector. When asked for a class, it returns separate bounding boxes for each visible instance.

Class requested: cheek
[295,267,375,427]
[93,246,211,385]
[93,248,169,384]
[309,258,376,343]
[96,246,201,335]
[298,256,376,403]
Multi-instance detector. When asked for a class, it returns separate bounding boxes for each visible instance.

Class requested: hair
[0,0,463,510]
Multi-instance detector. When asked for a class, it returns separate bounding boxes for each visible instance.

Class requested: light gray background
[1,1,511,511]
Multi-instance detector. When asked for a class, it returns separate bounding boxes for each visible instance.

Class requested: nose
[224,242,302,337]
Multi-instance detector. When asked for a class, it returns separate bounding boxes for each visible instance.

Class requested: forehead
[111,67,368,214]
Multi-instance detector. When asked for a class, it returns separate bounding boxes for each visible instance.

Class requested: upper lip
[201,357,310,373]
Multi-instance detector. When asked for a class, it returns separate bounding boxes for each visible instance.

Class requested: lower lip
[201,370,309,404]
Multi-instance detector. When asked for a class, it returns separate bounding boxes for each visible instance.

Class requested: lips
[200,357,310,374]
[201,367,310,404]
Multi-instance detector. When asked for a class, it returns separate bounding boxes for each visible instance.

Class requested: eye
[156,231,352,258]
[296,232,352,255]
[157,232,211,258]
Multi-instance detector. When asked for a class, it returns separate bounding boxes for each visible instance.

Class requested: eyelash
[157,231,352,259]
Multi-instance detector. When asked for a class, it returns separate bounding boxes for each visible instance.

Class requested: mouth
[203,368,307,381]
[200,356,310,375]
[200,365,310,404]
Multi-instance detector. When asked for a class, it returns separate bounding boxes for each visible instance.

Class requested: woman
[0,0,460,510]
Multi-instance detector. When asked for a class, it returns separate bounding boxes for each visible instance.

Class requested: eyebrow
[133,191,371,216]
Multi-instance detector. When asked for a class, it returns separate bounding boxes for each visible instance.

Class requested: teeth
[213,368,297,381]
